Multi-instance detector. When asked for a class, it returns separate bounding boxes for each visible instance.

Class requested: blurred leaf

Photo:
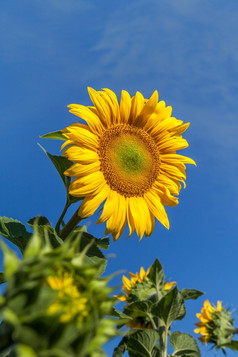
[0,273,6,284]
[170,331,200,356]
[0,217,31,254]
[147,259,164,291]
[24,232,43,258]
[82,255,107,276]
[0,346,17,357]
[40,130,67,141]
[152,287,185,327]
[17,344,37,357]
[181,289,204,301]
[127,330,159,357]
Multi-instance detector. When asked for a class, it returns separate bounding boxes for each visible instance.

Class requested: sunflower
[62,87,195,240]
[194,300,223,344]
[116,266,176,302]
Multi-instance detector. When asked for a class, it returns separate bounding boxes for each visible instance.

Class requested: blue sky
[1,0,238,355]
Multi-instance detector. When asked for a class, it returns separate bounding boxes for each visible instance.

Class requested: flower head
[47,271,88,323]
[194,300,236,348]
[62,88,195,240]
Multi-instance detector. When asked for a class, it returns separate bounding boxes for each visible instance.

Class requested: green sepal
[147,259,164,291]
[180,289,204,301]
[23,232,43,258]
[151,287,185,327]
[40,130,67,141]
[0,217,31,254]
[170,331,201,356]
[127,330,159,357]
[221,340,238,350]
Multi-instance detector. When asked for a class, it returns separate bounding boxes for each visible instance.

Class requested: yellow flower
[62,88,195,240]
[46,272,88,323]
[194,300,222,344]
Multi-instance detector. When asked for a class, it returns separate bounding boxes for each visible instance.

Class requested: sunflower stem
[59,208,82,240]
[160,324,168,357]
[55,199,71,234]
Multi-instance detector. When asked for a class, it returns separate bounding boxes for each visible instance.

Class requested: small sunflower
[62,87,195,240]
[194,300,236,347]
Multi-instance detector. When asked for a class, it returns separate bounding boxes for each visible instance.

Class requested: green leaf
[181,289,204,301]
[27,219,63,248]
[127,330,159,357]
[221,340,238,350]
[124,301,152,319]
[0,217,31,254]
[152,287,185,327]
[113,336,128,357]
[147,259,164,291]
[38,144,72,189]
[27,216,50,226]
[38,144,82,205]
[170,331,201,356]
[40,130,67,141]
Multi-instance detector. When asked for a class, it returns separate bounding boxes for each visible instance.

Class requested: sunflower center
[98,125,160,196]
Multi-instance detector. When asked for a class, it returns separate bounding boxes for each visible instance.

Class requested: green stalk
[55,199,71,234]
[59,208,82,240]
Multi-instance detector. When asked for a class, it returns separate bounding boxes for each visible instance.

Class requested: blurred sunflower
[62,88,195,240]
[47,272,88,323]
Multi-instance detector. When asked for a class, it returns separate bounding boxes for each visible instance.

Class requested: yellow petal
[144,191,170,229]
[135,90,158,127]
[67,104,104,134]
[120,90,131,123]
[88,87,111,126]
[63,124,98,150]
[64,161,100,177]
[129,91,145,124]
[69,171,105,196]
[63,146,99,164]
[78,184,110,218]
